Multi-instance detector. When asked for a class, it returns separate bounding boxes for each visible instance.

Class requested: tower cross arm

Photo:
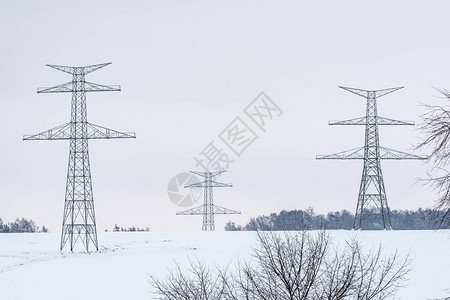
[23,123,135,140]
[176,205,204,215]
[316,147,364,160]
[37,82,120,93]
[185,182,206,188]
[339,86,404,99]
[377,117,415,126]
[46,62,111,75]
[373,87,404,98]
[329,117,366,125]
[23,123,71,140]
[212,204,241,215]
[185,181,232,188]
[82,63,112,74]
[379,147,428,160]
[46,64,77,75]
[86,123,136,139]
[189,170,227,178]
[84,82,121,92]
[38,82,73,93]
[210,182,232,188]
[329,116,414,126]
[176,204,240,215]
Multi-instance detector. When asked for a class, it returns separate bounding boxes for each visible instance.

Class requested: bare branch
[416,88,450,228]
[149,231,411,299]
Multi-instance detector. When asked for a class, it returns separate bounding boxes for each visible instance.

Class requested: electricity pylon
[317,86,426,230]
[24,63,135,251]
[177,170,240,231]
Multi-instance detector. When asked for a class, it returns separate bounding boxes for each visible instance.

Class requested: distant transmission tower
[24,63,135,251]
[317,86,426,230]
[177,170,240,231]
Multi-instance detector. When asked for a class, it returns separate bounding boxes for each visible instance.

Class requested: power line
[317,86,427,230]
[24,63,135,251]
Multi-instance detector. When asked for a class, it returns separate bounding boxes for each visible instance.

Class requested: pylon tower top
[338,86,404,99]
[24,63,135,252]
[177,170,240,231]
[317,86,426,230]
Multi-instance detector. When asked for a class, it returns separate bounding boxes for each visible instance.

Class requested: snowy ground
[0,230,449,299]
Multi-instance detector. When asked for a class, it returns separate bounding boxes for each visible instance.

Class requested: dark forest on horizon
[226,207,447,231]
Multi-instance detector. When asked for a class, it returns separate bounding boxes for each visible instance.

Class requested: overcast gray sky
[1,0,449,231]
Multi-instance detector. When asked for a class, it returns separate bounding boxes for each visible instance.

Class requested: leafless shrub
[149,231,411,300]
[149,259,236,300]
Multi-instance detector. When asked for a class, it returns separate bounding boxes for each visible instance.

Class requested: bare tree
[417,88,450,228]
[149,231,411,300]
[149,259,236,300]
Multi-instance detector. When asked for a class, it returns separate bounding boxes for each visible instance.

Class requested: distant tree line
[109,224,150,232]
[225,207,448,231]
[0,217,48,233]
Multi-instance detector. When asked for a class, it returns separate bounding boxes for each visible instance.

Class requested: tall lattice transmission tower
[317,86,426,230]
[177,170,240,231]
[24,63,135,251]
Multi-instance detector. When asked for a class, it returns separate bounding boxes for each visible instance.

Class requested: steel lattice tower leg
[355,91,391,229]
[202,173,214,231]
[177,170,240,231]
[24,63,136,252]
[317,86,427,230]
[61,73,97,251]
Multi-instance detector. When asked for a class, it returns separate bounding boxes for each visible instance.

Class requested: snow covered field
[0,230,449,299]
